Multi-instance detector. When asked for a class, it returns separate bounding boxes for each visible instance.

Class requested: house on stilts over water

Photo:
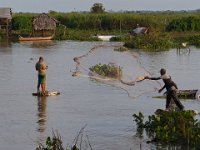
[0,7,12,37]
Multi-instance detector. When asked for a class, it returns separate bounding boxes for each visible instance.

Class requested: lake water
[0,40,200,150]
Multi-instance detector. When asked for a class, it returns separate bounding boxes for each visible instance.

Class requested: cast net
[72,43,161,99]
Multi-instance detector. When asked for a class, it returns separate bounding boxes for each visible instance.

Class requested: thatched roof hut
[32,13,59,36]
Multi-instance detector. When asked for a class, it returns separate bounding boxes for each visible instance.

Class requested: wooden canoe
[177,89,198,99]
[154,89,198,99]
[32,91,60,96]
[19,35,54,41]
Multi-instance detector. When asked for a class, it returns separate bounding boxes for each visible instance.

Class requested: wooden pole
[6,19,8,37]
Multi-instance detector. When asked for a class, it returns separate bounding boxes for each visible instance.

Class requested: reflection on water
[0,39,12,54]
[0,41,13,85]
[19,40,56,49]
[37,96,47,133]
[0,38,11,48]
[30,40,56,49]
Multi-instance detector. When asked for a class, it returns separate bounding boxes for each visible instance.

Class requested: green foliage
[36,132,66,150]
[188,35,200,47]
[89,63,122,79]
[166,16,200,32]
[66,29,99,41]
[133,111,200,147]
[36,131,79,150]
[11,11,200,34]
[10,11,200,48]
[124,32,175,51]
[12,13,37,31]
[54,25,68,40]
[90,3,105,13]
[49,12,167,31]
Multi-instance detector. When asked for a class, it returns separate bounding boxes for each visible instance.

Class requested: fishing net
[72,43,161,99]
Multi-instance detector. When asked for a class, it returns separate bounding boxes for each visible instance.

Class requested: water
[0,40,200,150]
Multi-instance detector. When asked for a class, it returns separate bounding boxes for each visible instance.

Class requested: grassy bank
[6,11,200,50]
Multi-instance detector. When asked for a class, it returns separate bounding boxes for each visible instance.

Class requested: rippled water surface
[0,40,200,150]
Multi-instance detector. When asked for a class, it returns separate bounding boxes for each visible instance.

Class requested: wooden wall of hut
[0,8,12,37]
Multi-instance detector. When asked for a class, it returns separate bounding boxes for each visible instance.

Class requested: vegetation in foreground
[36,131,80,150]
[133,111,200,148]
[36,126,90,150]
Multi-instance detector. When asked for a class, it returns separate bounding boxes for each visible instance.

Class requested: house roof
[32,13,59,30]
[0,8,12,19]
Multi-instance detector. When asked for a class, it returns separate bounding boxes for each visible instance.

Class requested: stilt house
[0,8,12,37]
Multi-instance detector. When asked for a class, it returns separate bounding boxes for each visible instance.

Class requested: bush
[133,111,200,147]
[124,32,175,51]
[188,35,200,47]
[89,63,122,79]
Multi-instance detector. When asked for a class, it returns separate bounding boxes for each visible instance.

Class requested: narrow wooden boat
[177,89,198,99]
[154,89,199,99]
[19,35,54,41]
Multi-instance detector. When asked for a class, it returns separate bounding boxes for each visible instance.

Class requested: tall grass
[10,11,200,49]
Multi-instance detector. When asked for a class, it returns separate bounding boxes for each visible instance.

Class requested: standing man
[35,57,48,94]
[145,68,185,111]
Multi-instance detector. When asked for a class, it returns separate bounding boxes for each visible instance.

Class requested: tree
[90,3,105,13]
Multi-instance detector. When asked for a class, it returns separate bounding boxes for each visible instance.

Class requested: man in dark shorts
[145,68,185,111]
[35,57,48,94]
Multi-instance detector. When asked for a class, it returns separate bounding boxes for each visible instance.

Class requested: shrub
[89,63,122,79]
[124,32,175,51]
[133,111,200,147]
